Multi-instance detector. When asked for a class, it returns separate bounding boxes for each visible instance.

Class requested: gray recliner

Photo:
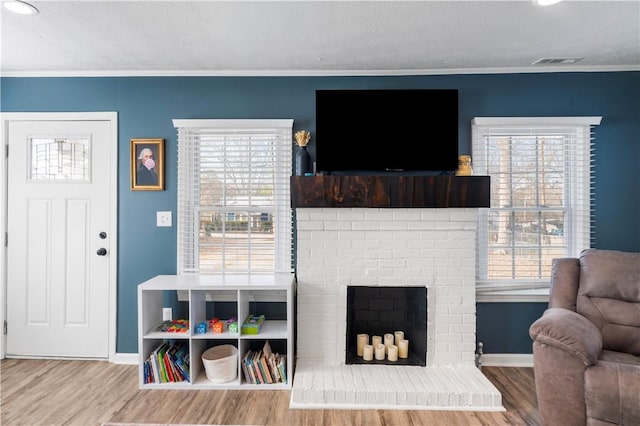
[529,248,640,425]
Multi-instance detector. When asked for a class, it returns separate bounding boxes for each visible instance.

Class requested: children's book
[241,353,252,384]
[242,351,256,384]
[251,350,264,383]
[277,354,287,384]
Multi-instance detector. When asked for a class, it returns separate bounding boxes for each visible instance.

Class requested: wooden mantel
[291,175,490,208]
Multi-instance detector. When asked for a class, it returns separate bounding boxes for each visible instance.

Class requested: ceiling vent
[533,57,584,65]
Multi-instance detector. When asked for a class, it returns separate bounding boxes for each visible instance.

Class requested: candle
[374,343,386,360]
[363,344,374,361]
[384,333,394,354]
[398,339,409,358]
[388,344,398,362]
[394,331,404,346]
[372,335,382,348]
[357,333,369,356]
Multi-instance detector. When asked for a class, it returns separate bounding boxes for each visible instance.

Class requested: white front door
[5,116,115,358]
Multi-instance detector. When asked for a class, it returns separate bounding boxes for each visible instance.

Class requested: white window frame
[472,117,601,302]
[173,119,293,275]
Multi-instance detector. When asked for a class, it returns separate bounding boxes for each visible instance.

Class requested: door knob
[96,248,107,256]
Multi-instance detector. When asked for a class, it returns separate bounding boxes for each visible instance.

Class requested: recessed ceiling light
[533,57,584,65]
[537,0,563,6]
[3,0,39,15]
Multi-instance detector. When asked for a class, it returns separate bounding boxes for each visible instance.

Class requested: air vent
[533,57,584,65]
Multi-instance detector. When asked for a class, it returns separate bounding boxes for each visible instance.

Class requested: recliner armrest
[530,307,602,366]
[549,257,580,310]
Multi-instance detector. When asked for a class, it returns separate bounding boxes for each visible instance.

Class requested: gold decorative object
[294,130,312,175]
[294,130,311,147]
[456,155,473,176]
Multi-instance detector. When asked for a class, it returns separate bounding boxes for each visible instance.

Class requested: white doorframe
[0,112,118,361]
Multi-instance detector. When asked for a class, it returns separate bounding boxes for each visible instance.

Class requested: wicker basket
[201,344,238,384]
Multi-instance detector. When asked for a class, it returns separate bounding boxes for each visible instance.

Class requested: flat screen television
[315,89,459,174]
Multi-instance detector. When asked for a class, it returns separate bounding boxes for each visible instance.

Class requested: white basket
[201,344,238,384]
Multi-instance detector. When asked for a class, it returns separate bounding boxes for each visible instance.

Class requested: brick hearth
[290,208,503,411]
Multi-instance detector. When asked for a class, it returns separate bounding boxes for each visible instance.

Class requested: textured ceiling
[1,0,639,76]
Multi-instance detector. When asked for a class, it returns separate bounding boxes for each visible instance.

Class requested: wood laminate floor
[0,359,541,426]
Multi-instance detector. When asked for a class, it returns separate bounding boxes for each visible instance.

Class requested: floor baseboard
[112,352,534,368]
[112,352,138,365]
[481,353,533,367]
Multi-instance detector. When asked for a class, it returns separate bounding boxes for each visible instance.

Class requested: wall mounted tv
[315,89,459,174]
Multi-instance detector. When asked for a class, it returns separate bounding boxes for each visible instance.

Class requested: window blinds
[472,117,601,290]
[173,119,293,275]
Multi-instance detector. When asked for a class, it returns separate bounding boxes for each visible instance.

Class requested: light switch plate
[157,211,172,227]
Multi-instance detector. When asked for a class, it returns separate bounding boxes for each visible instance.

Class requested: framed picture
[130,138,164,191]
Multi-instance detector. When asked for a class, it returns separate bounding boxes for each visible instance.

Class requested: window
[30,136,90,181]
[472,117,601,299]
[173,119,293,274]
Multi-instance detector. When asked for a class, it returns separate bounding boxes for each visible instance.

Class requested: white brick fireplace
[290,207,503,411]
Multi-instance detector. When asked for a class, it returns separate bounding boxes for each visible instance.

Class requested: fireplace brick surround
[290,207,503,411]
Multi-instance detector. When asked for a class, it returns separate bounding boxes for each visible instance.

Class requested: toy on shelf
[208,317,219,330]
[195,322,207,334]
[227,317,239,334]
[212,321,224,334]
[155,319,189,333]
[241,314,265,335]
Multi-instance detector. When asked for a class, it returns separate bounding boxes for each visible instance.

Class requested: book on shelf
[143,360,153,383]
[144,341,190,384]
[240,340,286,385]
[148,347,160,383]
[170,343,190,382]
[241,352,253,384]
[251,350,264,384]
[155,342,170,382]
[259,354,273,384]
[163,352,175,382]
[277,354,287,384]
[267,353,280,383]
[263,340,273,358]
[263,340,280,382]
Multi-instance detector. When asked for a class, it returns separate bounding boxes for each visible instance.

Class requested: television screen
[315,89,459,174]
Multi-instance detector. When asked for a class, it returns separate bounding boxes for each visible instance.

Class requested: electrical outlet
[163,307,172,321]
[157,211,172,227]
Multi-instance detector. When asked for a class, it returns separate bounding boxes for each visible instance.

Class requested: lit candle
[363,344,374,361]
[384,333,394,354]
[394,331,404,346]
[375,343,386,360]
[388,344,398,362]
[357,333,369,356]
[398,339,409,359]
[372,335,382,348]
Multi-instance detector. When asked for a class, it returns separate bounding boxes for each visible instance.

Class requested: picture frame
[130,138,164,191]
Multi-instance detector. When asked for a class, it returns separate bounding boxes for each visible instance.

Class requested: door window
[29,136,90,181]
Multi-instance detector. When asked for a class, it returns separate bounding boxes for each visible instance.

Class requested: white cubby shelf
[137,273,295,390]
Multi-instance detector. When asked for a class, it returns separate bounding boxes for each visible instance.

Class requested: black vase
[295,146,312,176]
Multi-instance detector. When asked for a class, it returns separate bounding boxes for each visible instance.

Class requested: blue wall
[2,72,639,354]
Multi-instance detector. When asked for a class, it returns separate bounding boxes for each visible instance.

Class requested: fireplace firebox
[346,286,427,366]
